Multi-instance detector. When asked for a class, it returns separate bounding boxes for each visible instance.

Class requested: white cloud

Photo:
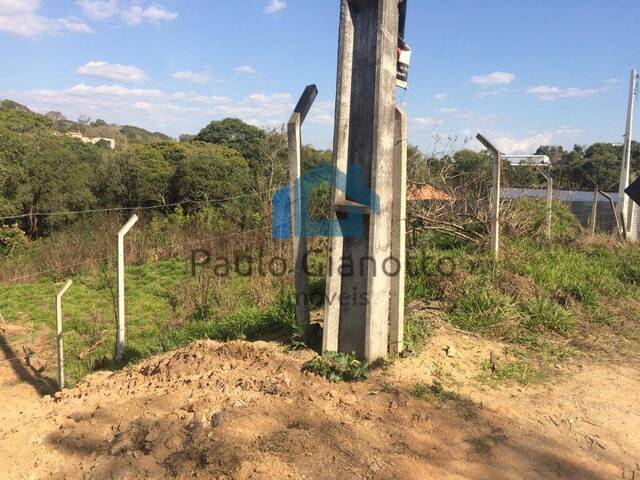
[476,88,513,98]
[0,0,93,37]
[437,108,458,114]
[470,71,516,87]
[235,66,256,75]
[173,71,210,84]
[434,93,447,101]
[264,0,286,14]
[77,1,177,25]
[247,92,292,104]
[76,61,148,83]
[491,127,582,154]
[555,126,583,137]
[77,0,119,19]
[5,83,299,136]
[69,83,164,98]
[309,113,334,126]
[122,4,177,25]
[526,85,609,101]
[605,78,620,84]
[413,116,443,129]
[494,133,554,154]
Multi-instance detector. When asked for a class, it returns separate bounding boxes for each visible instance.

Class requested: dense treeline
[0,104,331,238]
[407,141,640,197]
[0,99,637,241]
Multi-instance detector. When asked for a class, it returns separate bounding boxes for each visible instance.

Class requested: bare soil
[1,319,639,479]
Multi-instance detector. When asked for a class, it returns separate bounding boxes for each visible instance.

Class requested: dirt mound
[1,332,639,479]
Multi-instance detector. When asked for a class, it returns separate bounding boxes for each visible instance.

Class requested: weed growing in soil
[302,352,370,382]
[413,381,461,405]
[403,314,434,354]
[479,358,550,386]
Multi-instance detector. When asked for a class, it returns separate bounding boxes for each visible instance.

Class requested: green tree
[195,118,266,172]
[172,142,252,220]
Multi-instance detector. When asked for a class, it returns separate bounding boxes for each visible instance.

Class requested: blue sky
[0,0,638,154]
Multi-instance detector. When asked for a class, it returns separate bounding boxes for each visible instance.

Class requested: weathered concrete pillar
[323,0,400,361]
[389,106,407,355]
[590,189,598,235]
[476,134,502,257]
[288,85,317,333]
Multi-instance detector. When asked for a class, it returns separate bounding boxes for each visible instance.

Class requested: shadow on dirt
[45,382,617,480]
[0,333,56,395]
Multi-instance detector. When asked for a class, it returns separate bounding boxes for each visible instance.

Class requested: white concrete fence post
[590,189,598,236]
[618,68,638,241]
[389,106,408,355]
[116,214,138,361]
[538,168,554,240]
[288,84,318,335]
[55,279,73,390]
[476,134,502,257]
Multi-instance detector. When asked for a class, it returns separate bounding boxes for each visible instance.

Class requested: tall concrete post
[323,0,400,361]
[288,85,317,333]
[538,169,553,240]
[116,214,138,361]
[389,106,407,355]
[618,68,638,241]
[477,134,502,257]
[55,279,73,390]
[590,189,598,236]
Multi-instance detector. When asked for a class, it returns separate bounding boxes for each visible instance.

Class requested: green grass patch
[0,259,299,385]
[479,358,550,386]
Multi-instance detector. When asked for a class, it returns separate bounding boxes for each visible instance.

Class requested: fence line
[0,226,279,288]
[0,188,280,222]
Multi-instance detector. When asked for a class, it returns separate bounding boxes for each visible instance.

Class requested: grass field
[0,258,298,384]
[2,229,640,386]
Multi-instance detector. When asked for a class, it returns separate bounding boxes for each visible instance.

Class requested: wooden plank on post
[55,279,73,390]
[390,106,407,355]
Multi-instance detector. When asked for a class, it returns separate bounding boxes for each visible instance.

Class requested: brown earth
[1,319,639,479]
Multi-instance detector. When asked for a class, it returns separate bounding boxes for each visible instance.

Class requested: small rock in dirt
[444,346,455,358]
[233,400,245,408]
[236,461,255,480]
[341,394,358,406]
[211,412,224,428]
[401,350,412,358]
[164,436,182,450]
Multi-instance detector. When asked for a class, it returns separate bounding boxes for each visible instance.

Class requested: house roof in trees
[407,183,453,202]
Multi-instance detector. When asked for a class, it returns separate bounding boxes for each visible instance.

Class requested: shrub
[302,352,370,382]
[0,224,28,257]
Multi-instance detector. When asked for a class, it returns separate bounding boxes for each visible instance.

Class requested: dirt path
[0,323,639,479]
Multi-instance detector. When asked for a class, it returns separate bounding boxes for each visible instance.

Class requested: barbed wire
[0,188,280,222]
[0,256,113,286]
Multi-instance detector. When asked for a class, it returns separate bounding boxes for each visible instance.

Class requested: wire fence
[0,187,281,222]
